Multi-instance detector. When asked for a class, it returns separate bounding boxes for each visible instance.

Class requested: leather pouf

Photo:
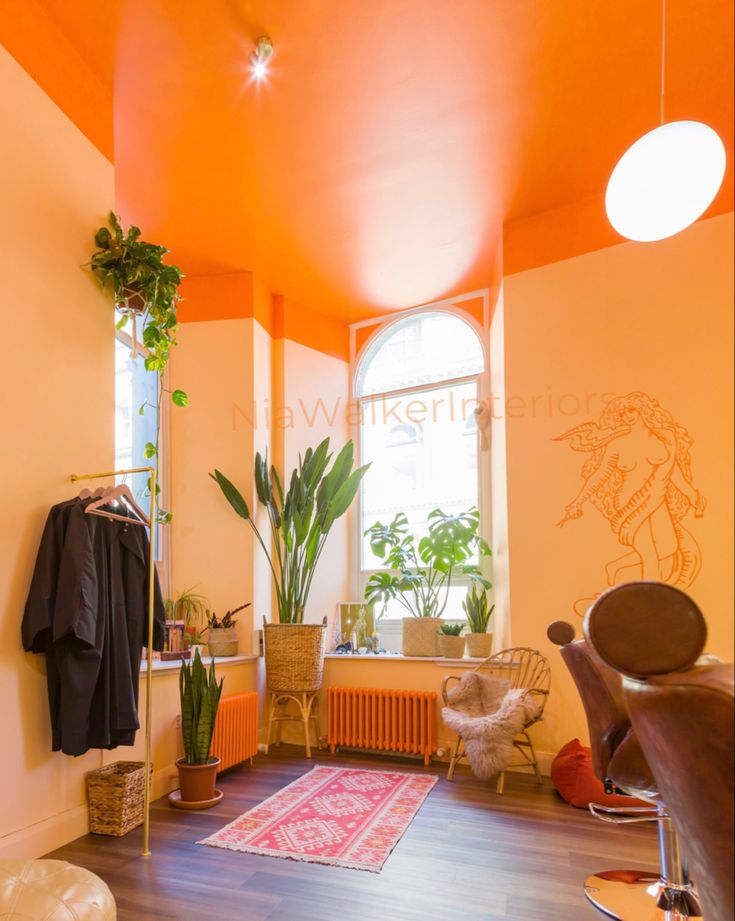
[551,739,648,810]
[0,859,116,920]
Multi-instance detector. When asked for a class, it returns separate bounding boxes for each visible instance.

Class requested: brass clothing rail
[70,465,157,858]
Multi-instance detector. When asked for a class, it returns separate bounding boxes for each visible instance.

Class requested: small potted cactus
[438,623,466,658]
[171,651,224,809]
[463,586,494,658]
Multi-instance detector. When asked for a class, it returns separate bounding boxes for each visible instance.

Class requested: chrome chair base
[584,870,703,920]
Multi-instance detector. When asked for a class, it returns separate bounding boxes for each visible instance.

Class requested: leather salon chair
[548,600,702,920]
[584,582,734,921]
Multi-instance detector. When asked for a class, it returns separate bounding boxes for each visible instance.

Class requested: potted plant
[211,439,369,692]
[365,507,490,656]
[204,603,249,657]
[463,585,495,658]
[89,212,188,523]
[171,651,223,809]
[165,588,210,658]
[438,623,466,658]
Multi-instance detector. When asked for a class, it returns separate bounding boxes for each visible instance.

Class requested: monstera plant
[364,507,491,657]
[175,651,223,808]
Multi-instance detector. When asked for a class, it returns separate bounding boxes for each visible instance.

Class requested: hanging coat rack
[70,464,157,858]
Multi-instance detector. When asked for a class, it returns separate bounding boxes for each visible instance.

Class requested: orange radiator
[210,692,259,772]
[327,687,437,765]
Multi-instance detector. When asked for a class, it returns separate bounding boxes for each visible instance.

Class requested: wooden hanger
[85,483,150,526]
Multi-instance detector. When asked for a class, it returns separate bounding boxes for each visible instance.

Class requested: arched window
[356,312,485,615]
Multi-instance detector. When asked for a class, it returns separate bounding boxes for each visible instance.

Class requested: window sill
[325,653,482,668]
[141,653,259,677]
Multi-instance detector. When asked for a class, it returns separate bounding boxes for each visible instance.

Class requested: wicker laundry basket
[86,761,151,837]
[264,620,327,692]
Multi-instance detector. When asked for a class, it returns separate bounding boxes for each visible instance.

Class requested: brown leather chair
[548,615,701,920]
[584,582,734,921]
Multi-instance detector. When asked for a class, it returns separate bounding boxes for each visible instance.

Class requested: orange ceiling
[4,0,734,321]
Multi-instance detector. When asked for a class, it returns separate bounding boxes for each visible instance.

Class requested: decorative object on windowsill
[170,651,224,810]
[166,588,210,652]
[604,0,726,242]
[463,585,495,658]
[211,438,369,695]
[203,603,249,658]
[160,619,191,661]
[337,602,376,651]
[438,623,466,658]
[88,211,187,524]
[365,507,491,657]
[86,761,153,836]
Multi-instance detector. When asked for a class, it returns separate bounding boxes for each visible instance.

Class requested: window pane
[115,336,159,514]
[357,312,484,397]
[361,379,479,568]
[376,584,470,622]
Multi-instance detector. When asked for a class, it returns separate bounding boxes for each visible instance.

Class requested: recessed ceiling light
[250,36,273,82]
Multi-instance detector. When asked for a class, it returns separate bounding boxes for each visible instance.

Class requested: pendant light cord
[660,0,667,124]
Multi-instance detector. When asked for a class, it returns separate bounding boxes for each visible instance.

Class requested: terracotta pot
[439,634,466,658]
[115,284,147,314]
[176,757,220,804]
[466,632,493,658]
[207,627,239,657]
[402,617,443,656]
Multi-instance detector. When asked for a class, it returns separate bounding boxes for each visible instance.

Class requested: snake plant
[463,584,495,633]
[179,650,223,765]
[211,438,369,624]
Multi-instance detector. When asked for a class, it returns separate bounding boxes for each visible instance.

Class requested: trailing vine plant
[90,212,187,522]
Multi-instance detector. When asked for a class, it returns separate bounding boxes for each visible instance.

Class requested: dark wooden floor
[48,746,659,921]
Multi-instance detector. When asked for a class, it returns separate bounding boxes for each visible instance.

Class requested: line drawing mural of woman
[556,392,706,616]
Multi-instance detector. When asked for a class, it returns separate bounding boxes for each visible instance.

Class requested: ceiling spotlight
[250,35,273,81]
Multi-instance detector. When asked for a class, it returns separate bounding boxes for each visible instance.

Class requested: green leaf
[138,402,146,415]
[211,470,250,520]
[115,314,129,330]
[144,442,157,458]
[171,389,188,407]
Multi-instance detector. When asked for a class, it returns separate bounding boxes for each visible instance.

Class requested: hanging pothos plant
[90,211,187,522]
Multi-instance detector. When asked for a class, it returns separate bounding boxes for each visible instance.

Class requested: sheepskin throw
[442,672,541,780]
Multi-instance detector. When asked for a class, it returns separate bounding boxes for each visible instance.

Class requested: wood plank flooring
[47,746,659,921]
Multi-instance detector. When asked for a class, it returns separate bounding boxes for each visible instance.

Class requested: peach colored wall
[0,46,115,857]
[502,212,735,754]
[170,318,255,648]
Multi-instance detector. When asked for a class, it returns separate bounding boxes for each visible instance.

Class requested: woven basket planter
[264,621,327,692]
[466,632,493,658]
[207,627,239,657]
[438,634,466,658]
[86,761,151,837]
[402,617,444,657]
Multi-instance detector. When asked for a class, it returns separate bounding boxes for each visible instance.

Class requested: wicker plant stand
[86,761,152,836]
[265,691,322,758]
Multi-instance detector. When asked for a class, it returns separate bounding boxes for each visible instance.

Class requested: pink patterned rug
[198,765,437,872]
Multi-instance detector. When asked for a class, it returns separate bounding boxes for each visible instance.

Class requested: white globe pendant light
[605,0,727,242]
[606,121,726,242]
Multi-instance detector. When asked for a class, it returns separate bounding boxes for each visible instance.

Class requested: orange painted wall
[0,46,115,857]
[501,212,735,753]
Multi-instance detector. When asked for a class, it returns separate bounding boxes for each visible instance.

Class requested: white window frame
[348,291,492,622]
[115,328,172,596]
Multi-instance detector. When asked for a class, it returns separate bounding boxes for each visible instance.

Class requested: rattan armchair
[442,647,550,793]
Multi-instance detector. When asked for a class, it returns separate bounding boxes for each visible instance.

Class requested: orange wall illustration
[502,213,734,752]
[556,391,706,616]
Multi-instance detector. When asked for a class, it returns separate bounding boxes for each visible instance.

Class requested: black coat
[22,498,166,756]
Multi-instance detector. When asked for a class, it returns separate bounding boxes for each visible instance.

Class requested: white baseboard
[0,764,178,860]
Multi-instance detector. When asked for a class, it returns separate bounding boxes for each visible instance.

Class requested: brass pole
[70,465,156,858]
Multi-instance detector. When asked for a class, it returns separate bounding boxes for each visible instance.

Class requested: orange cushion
[551,739,649,809]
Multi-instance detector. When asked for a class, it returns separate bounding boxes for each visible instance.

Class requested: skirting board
[0,763,179,860]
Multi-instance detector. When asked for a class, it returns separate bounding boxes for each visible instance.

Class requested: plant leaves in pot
[172,651,223,809]
[463,585,495,658]
[438,622,466,658]
[364,507,491,657]
[211,438,369,692]
[204,603,249,657]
